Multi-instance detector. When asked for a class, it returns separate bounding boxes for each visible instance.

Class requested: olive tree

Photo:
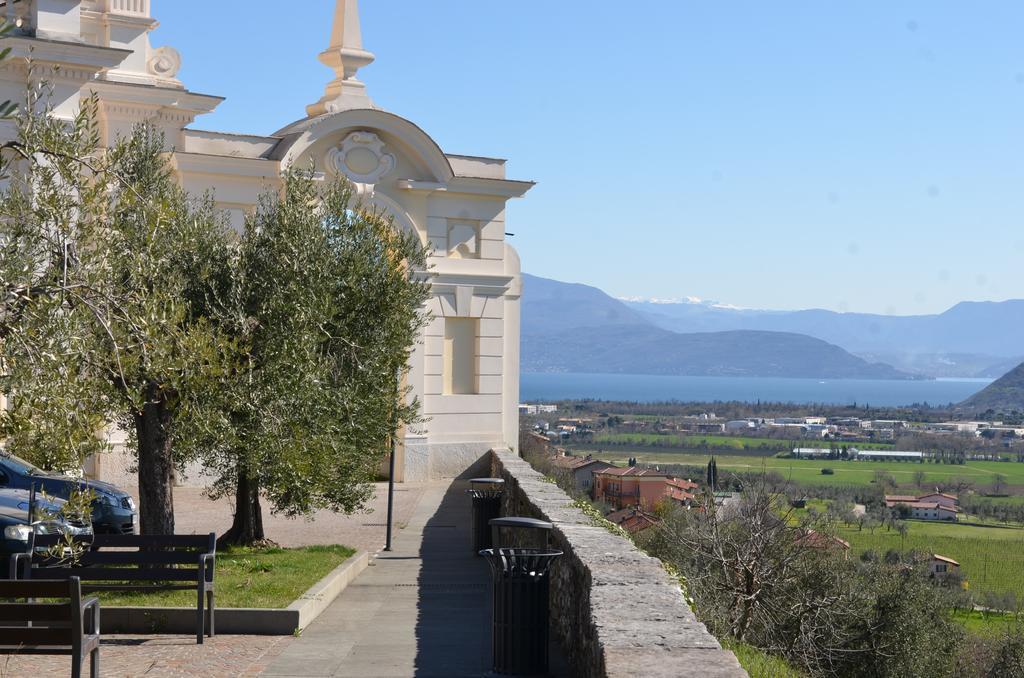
[1,88,234,534]
[185,171,430,546]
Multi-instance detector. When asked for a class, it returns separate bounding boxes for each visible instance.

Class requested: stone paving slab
[164,482,428,553]
[8,482,429,677]
[3,633,293,677]
[261,480,503,678]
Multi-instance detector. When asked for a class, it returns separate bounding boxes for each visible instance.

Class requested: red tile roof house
[605,507,661,534]
[663,477,699,508]
[930,554,960,576]
[795,529,851,559]
[885,492,960,521]
[593,467,673,511]
[549,454,614,496]
[594,468,704,511]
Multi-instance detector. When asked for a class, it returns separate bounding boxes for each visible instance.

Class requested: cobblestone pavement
[153,481,427,553]
[2,633,293,677]
[5,482,430,677]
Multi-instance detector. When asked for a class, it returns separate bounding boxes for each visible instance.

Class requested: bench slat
[0,581,79,598]
[0,603,72,622]
[1,627,74,645]
[77,551,202,565]
[28,567,200,582]
[32,533,214,549]
[84,584,198,592]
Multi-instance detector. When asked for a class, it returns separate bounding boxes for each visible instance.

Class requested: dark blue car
[0,452,137,535]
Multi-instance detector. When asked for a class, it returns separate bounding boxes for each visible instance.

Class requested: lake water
[520,373,993,407]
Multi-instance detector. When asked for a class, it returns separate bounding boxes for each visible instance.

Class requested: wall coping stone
[492,449,747,678]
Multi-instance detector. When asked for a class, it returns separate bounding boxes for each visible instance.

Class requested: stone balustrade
[491,448,747,678]
[105,0,148,17]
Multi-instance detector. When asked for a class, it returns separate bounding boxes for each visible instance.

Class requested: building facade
[0,0,532,483]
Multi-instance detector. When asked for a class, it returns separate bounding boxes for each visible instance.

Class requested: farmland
[577,447,1024,492]
[589,432,896,452]
[836,519,1024,601]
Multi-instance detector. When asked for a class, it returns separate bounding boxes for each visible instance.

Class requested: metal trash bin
[467,478,505,554]
[480,517,562,676]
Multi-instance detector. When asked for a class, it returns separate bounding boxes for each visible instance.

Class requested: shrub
[821,468,835,475]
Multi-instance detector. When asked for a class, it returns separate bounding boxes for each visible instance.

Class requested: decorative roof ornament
[307,0,377,117]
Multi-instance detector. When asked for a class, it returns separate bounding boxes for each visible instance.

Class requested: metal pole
[385,366,400,552]
[384,433,396,552]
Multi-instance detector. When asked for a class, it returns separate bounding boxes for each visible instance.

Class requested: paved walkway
[13,482,428,677]
[12,480,568,677]
[262,480,495,677]
[166,482,429,554]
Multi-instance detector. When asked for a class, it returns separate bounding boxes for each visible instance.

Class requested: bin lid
[490,516,552,531]
[469,478,505,485]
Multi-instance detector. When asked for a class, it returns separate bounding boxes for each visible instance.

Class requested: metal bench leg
[196,584,205,645]
[72,655,82,678]
[207,589,215,637]
[90,647,99,678]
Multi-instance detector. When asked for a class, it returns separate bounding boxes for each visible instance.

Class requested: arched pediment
[274,109,455,185]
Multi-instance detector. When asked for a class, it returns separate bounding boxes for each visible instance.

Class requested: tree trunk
[218,462,265,547]
[134,383,176,535]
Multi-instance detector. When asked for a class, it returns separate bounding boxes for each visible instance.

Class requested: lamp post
[384,368,400,552]
[384,431,396,552]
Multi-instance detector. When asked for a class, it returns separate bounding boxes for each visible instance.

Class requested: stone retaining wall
[491,449,747,678]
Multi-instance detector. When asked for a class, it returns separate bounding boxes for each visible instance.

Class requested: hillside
[959,362,1024,414]
[523,325,914,379]
[522,275,914,379]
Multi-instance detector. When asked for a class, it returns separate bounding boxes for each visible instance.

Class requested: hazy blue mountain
[521,273,650,332]
[521,275,914,379]
[623,297,1024,358]
[959,362,1024,413]
[523,325,914,379]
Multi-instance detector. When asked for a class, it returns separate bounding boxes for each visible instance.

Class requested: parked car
[0,489,94,567]
[0,451,137,534]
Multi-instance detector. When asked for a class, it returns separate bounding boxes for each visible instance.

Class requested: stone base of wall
[491,449,747,678]
[401,441,493,482]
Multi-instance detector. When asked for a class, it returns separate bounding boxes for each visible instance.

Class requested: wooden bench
[11,533,216,644]
[0,577,100,678]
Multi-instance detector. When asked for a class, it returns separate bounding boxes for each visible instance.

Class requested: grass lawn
[722,640,805,677]
[953,610,1024,638]
[99,544,355,609]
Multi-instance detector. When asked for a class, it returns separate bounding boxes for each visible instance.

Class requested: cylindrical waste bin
[467,478,505,554]
[480,517,562,676]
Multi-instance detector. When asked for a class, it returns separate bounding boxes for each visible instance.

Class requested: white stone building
[0,0,532,483]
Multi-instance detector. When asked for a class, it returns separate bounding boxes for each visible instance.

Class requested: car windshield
[0,451,45,476]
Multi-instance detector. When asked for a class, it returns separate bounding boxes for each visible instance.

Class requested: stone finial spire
[307,0,376,116]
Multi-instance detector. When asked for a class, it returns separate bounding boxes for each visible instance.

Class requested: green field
[953,610,1024,638]
[835,520,1024,600]
[583,448,1024,491]
[591,432,894,452]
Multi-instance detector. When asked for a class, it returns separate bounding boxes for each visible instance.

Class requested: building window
[443,318,478,394]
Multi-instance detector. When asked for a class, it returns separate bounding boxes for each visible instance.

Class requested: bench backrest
[0,578,84,646]
[26,533,216,582]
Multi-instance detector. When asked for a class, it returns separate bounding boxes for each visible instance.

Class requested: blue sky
[153,1,1024,315]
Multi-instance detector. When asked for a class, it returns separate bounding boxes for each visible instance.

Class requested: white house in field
[0,0,532,483]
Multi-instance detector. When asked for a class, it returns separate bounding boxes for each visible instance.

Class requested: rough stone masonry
[491,449,747,678]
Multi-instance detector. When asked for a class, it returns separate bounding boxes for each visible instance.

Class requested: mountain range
[522,275,914,380]
[521,274,1024,381]
[622,297,1024,378]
